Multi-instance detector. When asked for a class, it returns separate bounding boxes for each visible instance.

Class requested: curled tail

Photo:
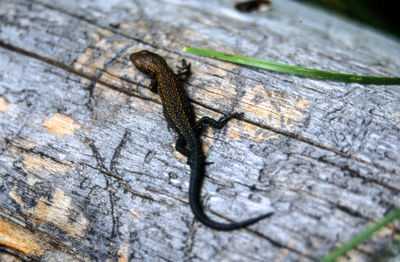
[188,145,272,231]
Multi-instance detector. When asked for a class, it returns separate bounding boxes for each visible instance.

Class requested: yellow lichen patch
[0,216,47,256]
[221,61,237,71]
[194,70,237,93]
[100,70,124,87]
[0,97,10,112]
[9,188,89,238]
[297,97,310,109]
[240,85,310,130]
[22,153,70,174]
[120,19,150,36]
[395,112,400,123]
[233,123,251,141]
[129,209,142,220]
[210,67,228,78]
[117,244,129,262]
[27,177,37,186]
[29,189,89,237]
[228,122,279,142]
[43,113,81,135]
[73,47,96,74]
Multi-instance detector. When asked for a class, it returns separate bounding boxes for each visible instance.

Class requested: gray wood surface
[1,0,400,261]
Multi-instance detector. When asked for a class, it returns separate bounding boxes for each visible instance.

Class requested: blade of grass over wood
[320,207,400,262]
[184,47,400,85]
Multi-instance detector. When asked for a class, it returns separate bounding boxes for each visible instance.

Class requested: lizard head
[130,50,166,75]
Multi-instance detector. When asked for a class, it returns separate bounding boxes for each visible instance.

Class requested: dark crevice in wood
[27,149,74,168]
[183,217,198,262]
[151,189,187,205]
[245,227,318,261]
[0,248,26,262]
[291,187,378,221]
[87,140,119,245]
[318,156,400,193]
[245,117,399,176]
[335,204,366,219]
[83,161,170,205]
[0,40,148,101]
[110,129,131,173]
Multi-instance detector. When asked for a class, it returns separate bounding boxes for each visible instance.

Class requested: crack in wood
[245,117,400,176]
[0,40,145,100]
[247,228,318,260]
[183,217,198,262]
[110,129,131,174]
[87,139,121,260]
[317,156,400,193]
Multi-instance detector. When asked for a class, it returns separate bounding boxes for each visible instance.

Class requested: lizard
[130,50,272,230]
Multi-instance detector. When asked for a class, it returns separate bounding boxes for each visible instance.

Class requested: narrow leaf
[184,46,400,85]
[320,208,400,262]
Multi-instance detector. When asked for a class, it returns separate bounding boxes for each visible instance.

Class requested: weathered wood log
[1,0,399,261]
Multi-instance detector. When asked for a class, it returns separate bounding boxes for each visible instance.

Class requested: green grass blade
[184,46,400,85]
[320,207,400,262]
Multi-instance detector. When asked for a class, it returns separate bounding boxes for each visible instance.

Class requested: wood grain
[1,0,399,261]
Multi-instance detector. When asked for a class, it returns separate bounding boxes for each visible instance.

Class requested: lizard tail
[188,143,272,231]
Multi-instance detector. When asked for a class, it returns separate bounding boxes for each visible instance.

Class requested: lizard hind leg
[175,134,190,157]
[194,112,244,134]
[176,135,211,165]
